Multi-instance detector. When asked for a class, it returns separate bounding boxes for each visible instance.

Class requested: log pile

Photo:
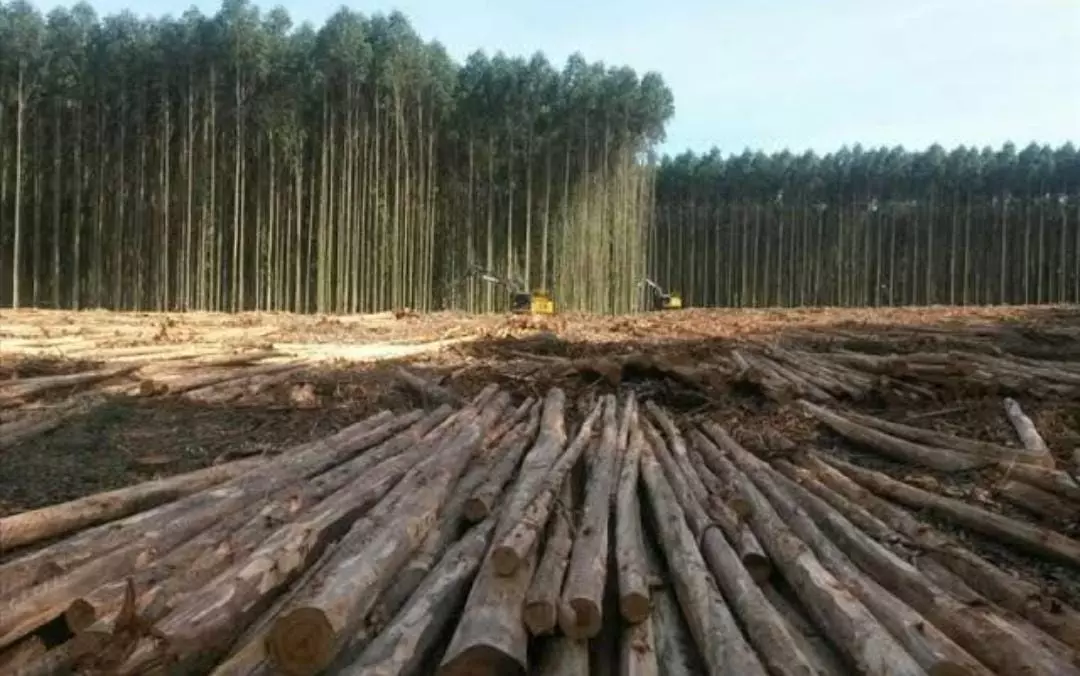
[1,367,1077,676]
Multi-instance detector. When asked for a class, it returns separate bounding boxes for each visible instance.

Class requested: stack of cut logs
[2,384,1079,675]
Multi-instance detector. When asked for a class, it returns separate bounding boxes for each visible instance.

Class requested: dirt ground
[2,304,1079,607]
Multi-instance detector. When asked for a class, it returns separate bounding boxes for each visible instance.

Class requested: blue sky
[36,0,1080,156]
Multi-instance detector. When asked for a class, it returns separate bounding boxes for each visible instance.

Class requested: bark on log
[101,411,457,673]
[994,478,1079,523]
[695,424,925,676]
[0,634,46,673]
[465,405,543,522]
[559,394,619,639]
[486,397,536,447]
[490,396,604,575]
[0,365,137,407]
[615,408,650,623]
[645,420,814,676]
[761,584,848,676]
[137,361,297,396]
[650,584,702,676]
[770,459,1077,675]
[0,408,412,597]
[523,475,576,635]
[337,519,497,676]
[644,401,707,500]
[799,400,989,471]
[265,418,485,675]
[620,612,659,676]
[438,388,568,676]
[395,367,463,407]
[1003,397,1055,467]
[823,455,1080,569]
[801,451,1080,653]
[0,391,108,452]
[182,364,305,404]
[685,431,771,582]
[535,636,589,675]
[638,442,767,676]
[375,411,541,623]
[1003,463,1080,504]
[837,407,1054,467]
[1,457,263,552]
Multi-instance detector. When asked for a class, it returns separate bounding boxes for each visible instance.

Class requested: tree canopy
[0,0,1076,312]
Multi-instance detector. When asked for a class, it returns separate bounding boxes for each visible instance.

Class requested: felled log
[695,424,925,676]
[994,478,1079,523]
[0,408,413,600]
[181,364,305,404]
[337,518,498,676]
[644,420,814,676]
[798,400,990,471]
[644,401,708,500]
[1003,463,1080,503]
[523,475,576,635]
[824,455,1080,569]
[650,583,701,676]
[0,635,46,673]
[439,388,568,676]
[395,366,464,407]
[1,457,263,552]
[536,636,589,675]
[558,395,619,639]
[799,451,1080,652]
[615,406,651,623]
[639,441,767,676]
[685,431,771,582]
[375,412,541,624]
[619,612,659,676]
[760,584,848,676]
[0,390,108,451]
[769,459,1076,675]
[0,365,138,407]
[490,397,604,575]
[99,410,456,673]
[136,361,297,396]
[1003,397,1055,467]
[265,413,486,675]
[836,406,1054,467]
[465,405,543,522]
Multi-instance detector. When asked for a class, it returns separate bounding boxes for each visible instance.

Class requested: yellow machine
[640,278,683,311]
[462,266,556,315]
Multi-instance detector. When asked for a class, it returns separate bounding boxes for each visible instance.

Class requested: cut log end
[490,546,523,576]
[559,598,602,640]
[64,598,97,634]
[438,646,525,676]
[462,497,488,523]
[523,601,557,636]
[266,606,335,676]
[742,553,773,583]
[619,592,652,624]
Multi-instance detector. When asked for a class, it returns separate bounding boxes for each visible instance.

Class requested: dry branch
[395,366,463,407]
[0,365,138,407]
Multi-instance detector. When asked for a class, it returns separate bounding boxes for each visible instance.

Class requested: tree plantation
[0,0,1078,314]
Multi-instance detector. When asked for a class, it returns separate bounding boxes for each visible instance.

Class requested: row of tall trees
[2,1,1077,314]
[652,144,1080,308]
[0,0,672,313]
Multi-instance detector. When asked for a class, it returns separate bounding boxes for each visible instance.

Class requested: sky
[34,0,1080,157]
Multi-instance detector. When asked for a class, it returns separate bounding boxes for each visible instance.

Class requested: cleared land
[0,305,1078,675]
